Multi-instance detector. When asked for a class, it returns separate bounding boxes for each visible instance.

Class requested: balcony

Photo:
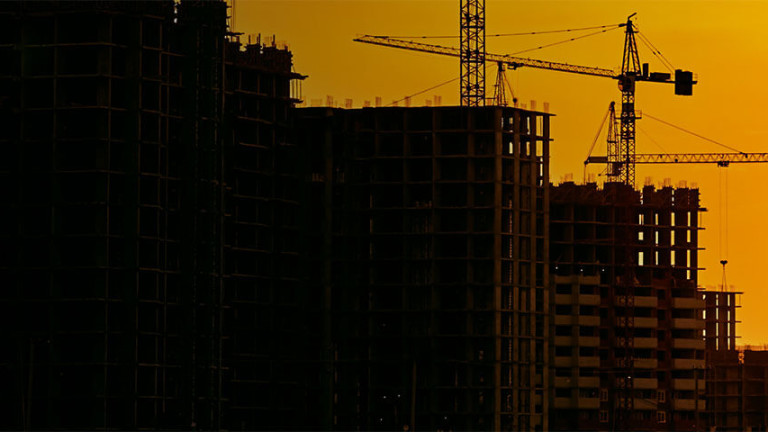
[555,294,573,305]
[578,356,600,367]
[673,399,706,411]
[634,398,657,410]
[616,296,658,308]
[673,378,706,390]
[639,296,659,308]
[634,358,658,369]
[579,315,600,326]
[672,296,705,309]
[673,318,705,329]
[554,377,574,387]
[578,398,600,409]
[618,317,658,328]
[580,294,600,305]
[633,378,657,389]
[634,337,658,349]
[672,338,705,349]
[552,396,600,410]
[554,315,572,325]
[579,336,600,347]
[554,357,574,368]
[578,377,600,388]
[554,336,573,346]
[673,358,705,370]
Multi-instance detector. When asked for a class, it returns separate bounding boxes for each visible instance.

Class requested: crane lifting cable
[718,166,730,291]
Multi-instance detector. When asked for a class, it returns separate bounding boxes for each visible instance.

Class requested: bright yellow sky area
[239,0,768,345]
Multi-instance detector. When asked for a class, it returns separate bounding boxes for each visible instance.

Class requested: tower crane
[355,14,696,187]
[585,102,768,168]
[356,10,694,429]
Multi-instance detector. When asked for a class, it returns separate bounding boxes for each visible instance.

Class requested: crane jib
[354,35,696,88]
[354,35,616,78]
[586,153,768,165]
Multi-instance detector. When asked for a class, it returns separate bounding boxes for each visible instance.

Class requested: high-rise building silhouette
[2,2,753,431]
[0,1,307,429]
[549,182,705,430]
[295,106,552,430]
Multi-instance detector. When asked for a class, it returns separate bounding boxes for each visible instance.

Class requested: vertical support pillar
[492,107,503,430]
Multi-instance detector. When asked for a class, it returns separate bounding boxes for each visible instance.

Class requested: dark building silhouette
[703,289,768,431]
[295,106,552,431]
[0,1,307,429]
[705,346,768,432]
[549,182,705,431]
[2,2,747,432]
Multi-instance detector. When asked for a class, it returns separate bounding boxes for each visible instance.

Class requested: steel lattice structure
[460,0,485,106]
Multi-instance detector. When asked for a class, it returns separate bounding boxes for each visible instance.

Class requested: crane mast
[460,0,485,106]
[616,19,641,417]
[616,13,641,186]
[606,101,619,173]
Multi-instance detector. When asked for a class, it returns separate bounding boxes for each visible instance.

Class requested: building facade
[295,106,552,431]
[703,289,768,431]
[0,1,307,429]
[549,182,706,431]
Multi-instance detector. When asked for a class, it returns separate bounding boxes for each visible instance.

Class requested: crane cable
[584,104,611,159]
[632,113,736,288]
[510,25,623,56]
[382,23,624,39]
[583,103,614,182]
[489,23,623,38]
[503,67,517,106]
[372,25,624,62]
[387,76,459,107]
[635,31,676,73]
[637,125,669,154]
[643,113,746,154]
[719,166,729,291]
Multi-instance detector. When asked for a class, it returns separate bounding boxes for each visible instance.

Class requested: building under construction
[549,182,706,431]
[0,1,308,429]
[703,288,768,431]
[294,105,552,431]
[2,1,759,431]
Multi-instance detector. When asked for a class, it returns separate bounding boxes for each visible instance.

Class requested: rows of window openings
[558,389,668,402]
[637,250,693,265]
[598,410,667,423]
[638,212,695,227]
[638,229,693,244]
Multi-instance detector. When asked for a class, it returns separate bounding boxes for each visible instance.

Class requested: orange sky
[239,0,768,346]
